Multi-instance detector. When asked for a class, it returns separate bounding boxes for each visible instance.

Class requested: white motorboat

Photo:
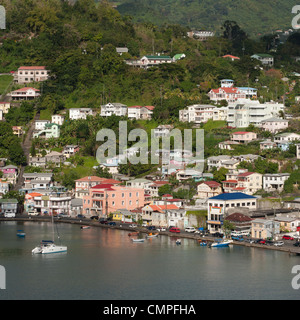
[210,239,233,248]
[32,240,67,254]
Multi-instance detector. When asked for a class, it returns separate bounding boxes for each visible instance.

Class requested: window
[129,193,132,197]
[122,201,125,206]
[112,201,115,206]
[122,193,125,198]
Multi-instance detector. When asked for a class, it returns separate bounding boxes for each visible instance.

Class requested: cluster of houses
[2,60,300,241]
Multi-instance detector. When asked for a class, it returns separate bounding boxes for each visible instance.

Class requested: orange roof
[12,87,40,92]
[26,192,43,198]
[75,176,106,182]
[101,179,121,185]
[19,66,46,70]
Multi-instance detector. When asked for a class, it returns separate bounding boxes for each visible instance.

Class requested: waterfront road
[1,215,300,255]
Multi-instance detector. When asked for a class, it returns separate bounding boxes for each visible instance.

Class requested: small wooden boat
[128,232,139,236]
[80,226,90,229]
[17,230,26,237]
[131,238,145,242]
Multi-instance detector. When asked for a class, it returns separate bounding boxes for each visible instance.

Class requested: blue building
[207,193,257,234]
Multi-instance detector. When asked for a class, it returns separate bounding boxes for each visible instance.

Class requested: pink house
[231,132,257,143]
[260,117,288,133]
[82,184,145,217]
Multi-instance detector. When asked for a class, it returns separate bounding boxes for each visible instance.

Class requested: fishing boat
[131,238,145,243]
[176,239,181,245]
[128,232,139,236]
[210,239,233,248]
[80,226,90,229]
[17,230,26,238]
[32,212,67,254]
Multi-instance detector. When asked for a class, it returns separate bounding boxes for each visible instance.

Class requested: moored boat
[176,239,181,245]
[32,240,67,254]
[198,239,207,246]
[80,226,90,229]
[128,232,139,236]
[17,230,26,237]
[146,233,159,239]
[210,239,233,248]
[131,238,145,243]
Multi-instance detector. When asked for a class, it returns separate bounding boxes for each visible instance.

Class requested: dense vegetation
[0,0,300,182]
[115,0,297,37]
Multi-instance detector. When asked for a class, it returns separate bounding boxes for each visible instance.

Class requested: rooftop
[209,192,257,201]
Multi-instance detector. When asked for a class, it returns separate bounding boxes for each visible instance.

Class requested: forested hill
[115,0,296,36]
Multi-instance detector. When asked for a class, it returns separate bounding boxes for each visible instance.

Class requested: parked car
[90,216,99,220]
[258,239,266,245]
[108,222,116,226]
[77,214,85,219]
[282,235,294,240]
[147,226,156,230]
[274,241,284,247]
[157,227,166,232]
[293,241,300,247]
[99,220,108,224]
[265,240,274,246]
[129,224,137,228]
[244,239,254,244]
[169,227,181,233]
[212,232,224,238]
[185,227,196,233]
[231,235,244,241]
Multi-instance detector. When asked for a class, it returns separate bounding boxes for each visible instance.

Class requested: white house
[263,173,290,192]
[51,114,65,126]
[35,120,50,131]
[251,54,274,66]
[195,181,222,199]
[179,104,225,123]
[22,173,53,191]
[10,87,40,100]
[15,66,49,84]
[153,125,174,138]
[69,108,93,120]
[227,100,285,128]
[127,105,154,120]
[100,102,127,117]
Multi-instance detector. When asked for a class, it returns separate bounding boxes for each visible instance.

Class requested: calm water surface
[0,221,300,300]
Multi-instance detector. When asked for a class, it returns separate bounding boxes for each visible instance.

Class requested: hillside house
[14,66,49,84]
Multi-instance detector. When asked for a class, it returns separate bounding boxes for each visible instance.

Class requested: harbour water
[0,221,300,300]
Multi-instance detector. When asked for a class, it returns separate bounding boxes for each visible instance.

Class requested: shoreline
[2,216,300,256]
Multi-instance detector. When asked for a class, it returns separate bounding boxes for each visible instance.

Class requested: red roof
[222,180,238,183]
[101,179,121,185]
[225,212,252,222]
[203,181,221,188]
[91,184,115,190]
[222,54,240,60]
[238,172,255,177]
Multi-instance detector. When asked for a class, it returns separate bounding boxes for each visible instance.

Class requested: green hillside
[115,0,296,36]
